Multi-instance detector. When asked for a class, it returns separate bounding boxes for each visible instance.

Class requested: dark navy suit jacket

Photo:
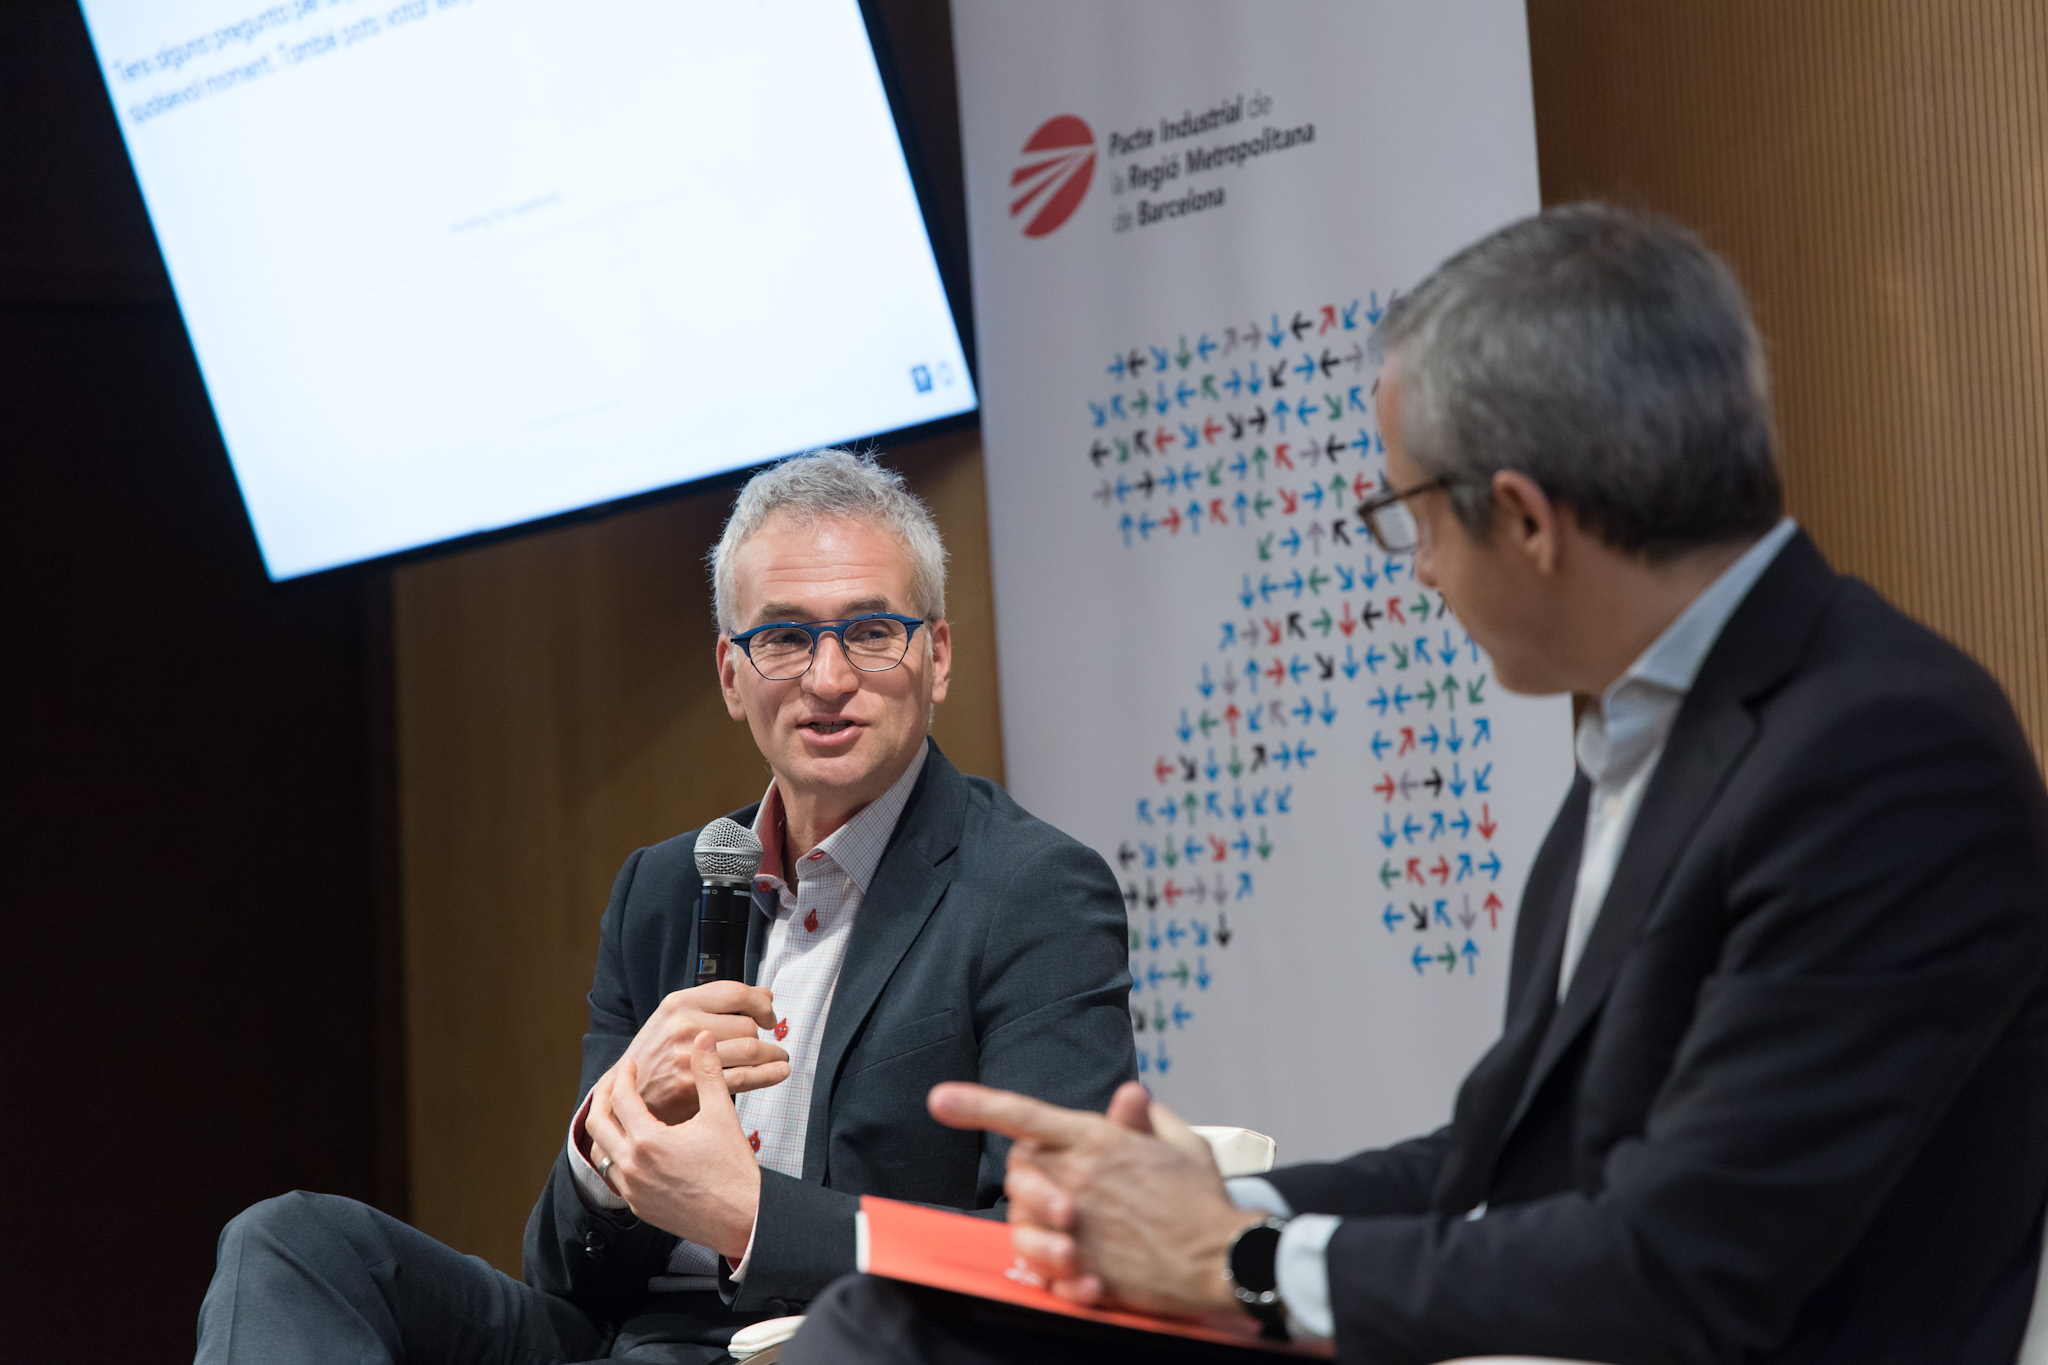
[1266,533,2048,1364]
[522,745,1137,1331]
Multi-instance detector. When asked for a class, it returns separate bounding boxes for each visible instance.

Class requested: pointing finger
[928,1083,1095,1147]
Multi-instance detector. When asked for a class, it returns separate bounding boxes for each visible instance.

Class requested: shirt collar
[748,738,930,894]
[1605,517,1798,703]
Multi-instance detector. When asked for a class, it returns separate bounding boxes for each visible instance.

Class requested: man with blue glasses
[197,450,1138,1363]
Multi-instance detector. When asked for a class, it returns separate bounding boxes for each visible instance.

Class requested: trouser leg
[196,1190,609,1365]
[780,1275,1263,1365]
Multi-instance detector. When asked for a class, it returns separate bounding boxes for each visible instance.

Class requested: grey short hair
[1377,202,1782,558]
[709,449,948,632]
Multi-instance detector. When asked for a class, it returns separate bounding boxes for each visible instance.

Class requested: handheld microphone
[692,817,764,986]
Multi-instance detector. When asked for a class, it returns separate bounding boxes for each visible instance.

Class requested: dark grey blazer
[1266,532,2048,1365]
[521,744,1136,1330]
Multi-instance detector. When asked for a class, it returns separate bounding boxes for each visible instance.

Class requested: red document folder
[855,1195,1333,1357]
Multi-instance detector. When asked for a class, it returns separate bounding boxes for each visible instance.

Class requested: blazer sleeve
[521,847,682,1317]
[967,836,1142,1207]
[1311,694,2048,1365]
[1263,1127,1457,1218]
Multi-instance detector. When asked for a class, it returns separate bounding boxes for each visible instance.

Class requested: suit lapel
[1495,532,1843,1148]
[799,746,966,1182]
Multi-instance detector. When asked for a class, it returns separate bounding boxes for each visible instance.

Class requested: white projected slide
[78,0,976,579]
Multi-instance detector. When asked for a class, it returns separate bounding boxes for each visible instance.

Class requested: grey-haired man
[196,451,1138,1363]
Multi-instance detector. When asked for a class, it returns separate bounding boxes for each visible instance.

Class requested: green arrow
[1154,998,1168,1031]
[1416,680,1438,709]
[1256,535,1274,561]
[1307,567,1330,595]
[1391,643,1410,670]
[1325,393,1343,420]
[1256,826,1274,859]
[1379,860,1400,888]
[1412,594,1432,621]
[1170,960,1191,987]
[1330,474,1348,498]
[1176,337,1192,368]
[1163,843,1179,868]
[1443,672,1460,711]
[1198,710,1219,736]
[1312,609,1333,636]
[1466,676,1486,705]
[1116,438,1131,463]
[1130,928,1142,952]
[1251,446,1269,476]
[1184,792,1199,817]
[1207,459,1224,486]
[1227,746,1244,778]
[1252,493,1274,518]
[1438,942,1458,971]
[1201,374,1218,399]
[1133,390,1150,415]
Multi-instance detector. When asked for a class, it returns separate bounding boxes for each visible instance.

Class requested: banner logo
[1010,115,1095,237]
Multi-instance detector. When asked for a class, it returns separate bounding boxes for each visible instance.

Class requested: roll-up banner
[955,1,1576,1159]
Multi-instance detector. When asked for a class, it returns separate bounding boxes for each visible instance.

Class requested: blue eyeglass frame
[728,611,929,677]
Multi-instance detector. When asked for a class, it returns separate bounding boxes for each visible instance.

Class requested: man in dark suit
[195,451,1136,1363]
[781,206,2048,1364]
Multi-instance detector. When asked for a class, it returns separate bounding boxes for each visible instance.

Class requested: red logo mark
[774,1017,790,1041]
[1011,115,1095,237]
[748,1130,762,1153]
[804,908,819,933]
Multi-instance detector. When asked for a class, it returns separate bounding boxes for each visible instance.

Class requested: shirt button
[1601,795,1621,816]
[808,851,823,861]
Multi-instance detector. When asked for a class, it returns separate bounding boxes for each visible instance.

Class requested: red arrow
[1162,881,1183,906]
[1278,488,1298,515]
[1209,497,1226,522]
[1155,757,1173,784]
[1161,506,1182,534]
[1264,618,1282,645]
[1483,891,1503,929]
[1476,803,1498,839]
[1223,703,1241,737]
[1406,857,1425,885]
[1386,597,1407,625]
[1209,836,1228,862]
[1272,442,1294,470]
[1202,417,1222,443]
[1156,425,1174,451]
[1431,856,1451,884]
[1375,773,1397,802]
[1265,658,1286,685]
[1398,726,1416,756]
[1339,601,1357,636]
[1352,471,1373,502]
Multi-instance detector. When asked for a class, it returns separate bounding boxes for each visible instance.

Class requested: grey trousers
[778,1274,1272,1365]
[196,1191,742,1365]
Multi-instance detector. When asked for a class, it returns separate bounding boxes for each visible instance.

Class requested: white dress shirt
[1231,518,1798,1341]
[565,739,929,1291]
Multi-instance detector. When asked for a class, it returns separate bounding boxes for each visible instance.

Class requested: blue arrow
[1251,789,1268,816]
[1259,574,1278,602]
[1343,300,1359,329]
[1184,836,1202,863]
[1292,698,1314,725]
[1089,401,1106,427]
[1177,709,1193,743]
[1390,686,1410,714]
[1293,741,1316,767]
[1237,872,1254,899]
[1429,811,1446,840]
[1421,723,1441,754]
[1462,939,1479,974]
[1378,814,1397,848]
[1474,717,1492,745]
[1280,528,1302,555]
[1366,290,1383,324]
[1150,345,1170,371]
[1177,382,1196,408]
[1224,369,1243,396]
[1480,851,1503,880]
[1147,919,1161,951]
[1361,559,1379,589]
[1414,635,1434,665]
[1217,621,1237,651]
[1136,800,1153,825]
[1267,314,1285,348]
[1364,645,1387,674]
[1296,397,1316,425]
[1171,1002,1193,1029]
[1197,333,1216,361]
[1402,815,1422,844]
[1230,788,1247,821]
[1155,1041,1171,1073]
[1107,354,1127,378]
[1411,945,1430,975]
[1369,729,1390,760]
[1319,692,1337,725]
[1180,422,1200,448]
[1370,687,1390,715]
[1344,646,1364,681]
[1447,762,1466,797]
[1303,483,1325,509]
[1294,354,1316,381]
[1288,655,1310,683]
[1336,564,1356,591]
[1119,514,1134,546]
[1138,514,1156,539]
[1199,665,1215,697]
[1196,955,1211,988]
[1142,841,1158,867]
[1435,899,1452,927]
[1474,763,1492,793]
[1285,570,1304,596]
[1451,809,1472,838]
[1165,920,1185,946]
[1444,718,1463,753]
[1384,555,1406,581]
[1456,852,1473,883]
[1382,905,1402,932]
[1275,785,1292,814]
[1231,832,1251,859]
[1348,384,1367,412]
[1204,747,1220,781]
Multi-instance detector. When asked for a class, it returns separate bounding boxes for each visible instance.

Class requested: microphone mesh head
[695,817,765,885]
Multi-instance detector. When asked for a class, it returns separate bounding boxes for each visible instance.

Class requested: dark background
[0,1,967,1358]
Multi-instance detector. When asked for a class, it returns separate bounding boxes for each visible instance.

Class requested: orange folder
[855,1195,1333,1357]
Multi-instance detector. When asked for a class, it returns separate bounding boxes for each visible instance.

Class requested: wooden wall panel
[1528,0,2048,764]
[393,430,1003,1271]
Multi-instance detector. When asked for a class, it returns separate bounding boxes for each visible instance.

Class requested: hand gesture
[611,980,789,1123]
[586,1041,762,1258]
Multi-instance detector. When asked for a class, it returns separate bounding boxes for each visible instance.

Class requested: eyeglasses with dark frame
[729,612,930,680]
[1356,477,1457,555]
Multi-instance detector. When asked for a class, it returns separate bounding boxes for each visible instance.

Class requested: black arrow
[1410,902,1429,931]
[1290,310,1312,340]
[1228,414,1245,440]
[1132,1004,1147,1032]
[1180,755,1199,781]
[1316,654,1334,680]
[1145,878,1159,910]
[1128,348,1147,376]
[1089,441,1110,466]
[1122,882,1138,907]
[1424,766,1444,796]
[1117,842,1137,869]
[1285,613,1304,638]
[1360,601,1382,629]
[1324,435,1345,461]
[1331,520,1350,546]
[1136,471,1155,496]
[1133,428,1150,454]
[1267,362,1287,390]
[1319,348,1339,376]
[1216,912,1233,947]
[1251,744,1268,772]
[1248,407,1267,433]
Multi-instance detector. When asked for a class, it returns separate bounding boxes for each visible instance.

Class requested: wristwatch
[1224,1216,1291,1339]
